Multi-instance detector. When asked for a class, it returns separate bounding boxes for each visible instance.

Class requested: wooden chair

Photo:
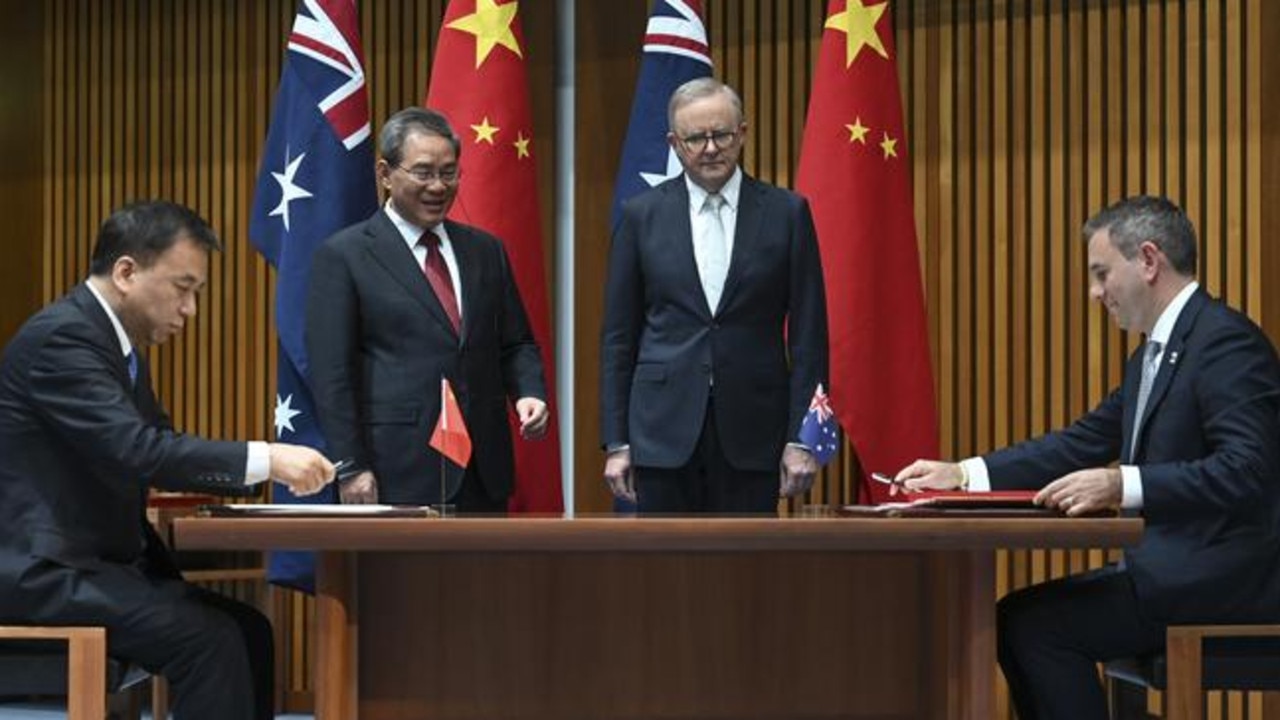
[1106,624,1280,720]
[0,625,150,720]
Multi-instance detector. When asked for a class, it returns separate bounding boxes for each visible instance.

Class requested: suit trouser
[16,558,273,720]
[997,565,1164,720]
[634,395,778,514]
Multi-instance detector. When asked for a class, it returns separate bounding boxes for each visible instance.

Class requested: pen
[870,472,904,489]
[333,458,360,482]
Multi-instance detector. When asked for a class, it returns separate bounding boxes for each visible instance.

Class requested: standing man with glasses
[600,78,829,514]
[307,107,549,510]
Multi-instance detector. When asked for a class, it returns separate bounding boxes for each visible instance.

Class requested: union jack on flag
[249,0,377,591]
[609,0,712,231]
[799,383,839,466]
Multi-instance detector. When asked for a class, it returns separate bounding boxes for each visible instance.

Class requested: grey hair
[378,107,462,167]
[667,77,744,131]
[1081,195,1198,276]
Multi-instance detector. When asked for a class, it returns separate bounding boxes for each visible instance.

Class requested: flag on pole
[798,384,839,466]
[794,0,938,504]
[249,0,377,590]
[424,0,563,513]
[430,377,473,468]
[610,0,712,231]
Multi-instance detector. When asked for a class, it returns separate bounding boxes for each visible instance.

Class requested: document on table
[199,504,438,518]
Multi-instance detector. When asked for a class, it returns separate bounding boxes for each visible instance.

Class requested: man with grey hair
[894,195,1280,718]
[307,106,549,510]
[600,78,829,513]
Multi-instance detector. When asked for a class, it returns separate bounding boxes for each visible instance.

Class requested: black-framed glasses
[678,129,740,153]
[396,164,460,185]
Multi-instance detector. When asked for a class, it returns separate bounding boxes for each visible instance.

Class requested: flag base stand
[431,503,457,518]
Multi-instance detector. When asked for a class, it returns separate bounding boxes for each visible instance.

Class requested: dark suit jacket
[600,174,829,471]
[306,210,546,505]
[983,289,1280,623]
[0,283,248,620]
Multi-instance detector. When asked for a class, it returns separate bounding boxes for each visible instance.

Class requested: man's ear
[111,255,138,293]
[1138,240,1164,280]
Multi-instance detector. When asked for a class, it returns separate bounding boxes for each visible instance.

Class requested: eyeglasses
[677,129,740,153]
[396,164,460,186]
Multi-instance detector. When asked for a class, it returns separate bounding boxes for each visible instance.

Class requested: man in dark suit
[894,196,1280,719]
[600,78,829,514]
[307,107,549,510]
[0,200,336,720]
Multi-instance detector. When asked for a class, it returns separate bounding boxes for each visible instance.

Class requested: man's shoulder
[322,211,385,249]
[2,290,101,369]
[741,175,806,207]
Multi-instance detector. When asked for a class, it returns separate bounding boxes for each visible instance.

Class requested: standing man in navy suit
[895,196,1280,719]
[600,78,830,514]
[0,200,336,720]
[307,107,549,510]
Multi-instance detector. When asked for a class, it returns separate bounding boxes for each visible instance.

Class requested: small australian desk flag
[799,383,839,465]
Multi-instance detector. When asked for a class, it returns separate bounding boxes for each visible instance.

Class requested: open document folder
[199,504,439,519]
[839,490,1071,517]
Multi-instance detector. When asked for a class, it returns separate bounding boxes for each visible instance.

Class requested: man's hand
[268,443,335,497]
[603,447,635,503]
[779,445,818,498]
[1036,467,1122,516]
[339,470,378,505]
[515,397,549,440]
[893,459,965,495]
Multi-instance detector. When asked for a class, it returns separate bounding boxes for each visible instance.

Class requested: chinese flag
[430,378,473,469]
[795,0,938,503]
[426,0,563,512]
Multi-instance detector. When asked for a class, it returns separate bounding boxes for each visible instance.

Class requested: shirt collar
[1149,281,1199,345]
[685,166,743,212]
[384,200,451,249]
[85,279,133,358]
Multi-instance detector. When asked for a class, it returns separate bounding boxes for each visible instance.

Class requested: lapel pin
[1168,350,1179,365]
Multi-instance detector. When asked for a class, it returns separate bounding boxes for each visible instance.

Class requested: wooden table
[175,515,1141,720]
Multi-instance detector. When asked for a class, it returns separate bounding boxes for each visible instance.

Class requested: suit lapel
[718,176,763,314]
[1130,289,1208,458]
[362,212,459,339]
[70,284,136,392]
[663,180,713,319]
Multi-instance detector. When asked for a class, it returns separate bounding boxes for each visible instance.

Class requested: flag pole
[440,375,447,514]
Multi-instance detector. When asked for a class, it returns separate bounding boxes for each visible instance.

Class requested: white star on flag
[274,393,302,436]
[269,151,313,232]
[640,147,684,187]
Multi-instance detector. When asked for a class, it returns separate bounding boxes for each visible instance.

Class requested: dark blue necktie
[126,350,138,387]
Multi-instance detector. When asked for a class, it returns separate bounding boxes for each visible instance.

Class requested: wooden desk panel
[176,516,1140,720]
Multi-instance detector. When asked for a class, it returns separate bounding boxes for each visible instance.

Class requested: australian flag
[799,384,839,466]
[248,0,376,592]
[610,0,711,512]
[609,0,712,231]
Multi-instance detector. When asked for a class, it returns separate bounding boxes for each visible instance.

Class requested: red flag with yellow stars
[426,0,563,513]
[795,0,937,504]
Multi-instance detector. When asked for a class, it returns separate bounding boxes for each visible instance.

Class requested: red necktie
[421,232,461,334]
